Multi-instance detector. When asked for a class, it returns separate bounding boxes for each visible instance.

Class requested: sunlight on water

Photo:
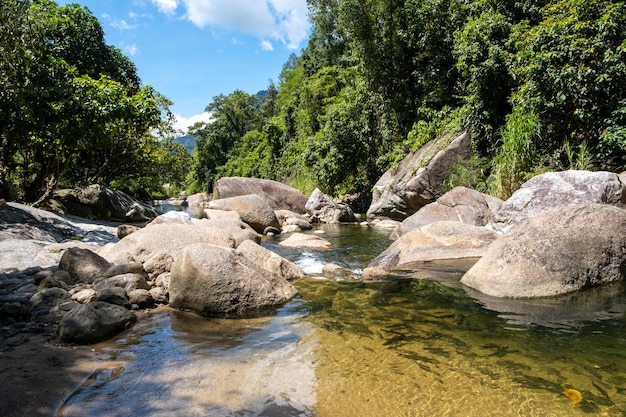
[58,224,626,417]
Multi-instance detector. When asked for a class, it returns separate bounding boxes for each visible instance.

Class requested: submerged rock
[363,221,498,280]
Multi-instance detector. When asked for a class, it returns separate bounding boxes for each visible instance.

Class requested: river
[57,223,626,416]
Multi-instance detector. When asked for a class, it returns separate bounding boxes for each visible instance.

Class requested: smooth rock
[462,204,626,298]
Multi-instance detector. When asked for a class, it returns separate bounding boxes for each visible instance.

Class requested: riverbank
[0,306,166,417]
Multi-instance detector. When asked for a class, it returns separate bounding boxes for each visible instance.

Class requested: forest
[2,0,626,205]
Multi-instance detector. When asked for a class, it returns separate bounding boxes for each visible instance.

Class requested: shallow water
[58,224,626,416]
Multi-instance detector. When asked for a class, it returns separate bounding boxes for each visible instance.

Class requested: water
[57,224,626,416]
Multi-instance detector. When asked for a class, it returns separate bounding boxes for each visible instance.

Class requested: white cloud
[156,0,309,50]
[151,0,179,15]
[260,40,274,51]
[120,42,139,56]
[173,112,213,133]
[111,19,139,30]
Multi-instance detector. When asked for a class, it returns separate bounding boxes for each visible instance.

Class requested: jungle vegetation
[2,0,625,204]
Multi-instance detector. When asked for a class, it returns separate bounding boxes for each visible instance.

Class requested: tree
[0,0,177,203]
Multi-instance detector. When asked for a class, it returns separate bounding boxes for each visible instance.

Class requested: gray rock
[367,131,473,220]
[492,170,626,232]
[71,288,98,304]
[96,287,131,309]
[197,218,261,246]
[128,289,153,308]
[51,184,159,222]
[58,247,112,284]
[305,189,357,223]
[93,273,150,293]
[279,233,333,250]
[57,302,137,344]
[29,287,71,318]
[149,286,168,304]
[461,204,626,298]
[392,187,503,239]
[207,194,281,234]
[363,221,499,280]
[117,224,140,239]
[214,177,309,213]
[169,243,298,317]
[98,223,236,265]
[236,239,304,281]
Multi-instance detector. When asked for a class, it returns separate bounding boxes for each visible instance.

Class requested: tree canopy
[0,0,188,203]
[191,0,626,199]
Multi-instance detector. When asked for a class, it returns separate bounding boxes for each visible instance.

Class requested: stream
[57,223,626,416]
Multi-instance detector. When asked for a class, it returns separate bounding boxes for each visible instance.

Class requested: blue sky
[57,0,311,133]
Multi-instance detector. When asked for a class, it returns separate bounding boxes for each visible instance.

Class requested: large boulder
[367,132,472,220]
[392,187,503,239]
[461,204,626,298]
[214,177,308,214]
[169,243,298,317]
[236,239,304,281]
[492,170,626,232]
[305,188,357,223]
[207,194,281,234]
[57,302,137,344]
[51,184,159,222]
[58,247,112,284]
[363,221,499,280]
[197,218,261,246]
[98,223,236,266]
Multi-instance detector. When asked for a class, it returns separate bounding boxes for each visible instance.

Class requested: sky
[57,0,311,133]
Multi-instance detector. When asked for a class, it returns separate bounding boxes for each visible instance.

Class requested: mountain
[174,134,197,153]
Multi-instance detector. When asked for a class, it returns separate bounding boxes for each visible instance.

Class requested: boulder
[169,243,298,317]
[214,177,308,213]
[305,188,357,223]
[29,287,72,315]
[207,194,281,234]
[392,187,503,239]
[203,208,241,221]
[51,184,159,222]
[461,204,626,298]
[57,302,137,344]
[236,239,304,281]
[363,221,499,280]
[71,288,98,304]
[117,224,140,239]
[96,287,131,309]
[492,170,626,232]
[58,247,112,284]
[279,233,333,250]
[128,289,153,308]
[93,273,150,293]
[98,223,236,265]
[197,218,261,246]
[367,131,472,220]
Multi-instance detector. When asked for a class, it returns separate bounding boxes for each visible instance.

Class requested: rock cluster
[364,170,626,299]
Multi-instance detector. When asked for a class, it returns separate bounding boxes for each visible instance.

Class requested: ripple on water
[58,225,626,417]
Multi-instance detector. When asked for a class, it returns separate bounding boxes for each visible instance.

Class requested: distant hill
[174,134,197,153]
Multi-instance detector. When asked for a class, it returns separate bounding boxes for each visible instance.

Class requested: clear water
[57,224,626,417]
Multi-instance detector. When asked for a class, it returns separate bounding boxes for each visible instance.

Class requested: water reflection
[58,224,626,417]
[465,280,626,330]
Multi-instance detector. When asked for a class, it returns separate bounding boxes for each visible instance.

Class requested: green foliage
[189,0,626,200]
[446,155,491,193]
[509,0,626,170]
[0,0,180,203]
[489,106,542,199]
